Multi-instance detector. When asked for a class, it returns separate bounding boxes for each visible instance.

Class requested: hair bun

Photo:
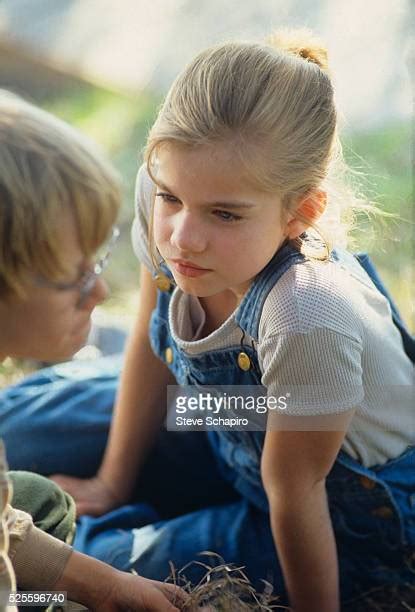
[267,28,329,71]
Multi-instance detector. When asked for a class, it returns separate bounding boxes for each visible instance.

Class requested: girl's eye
[155,194,241,223]
[214,210,242,223]
[156,192,179,203]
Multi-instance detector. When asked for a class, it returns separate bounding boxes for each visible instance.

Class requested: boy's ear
[285,190,327,240]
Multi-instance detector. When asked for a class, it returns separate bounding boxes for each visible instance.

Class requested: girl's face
[153,143,290,299]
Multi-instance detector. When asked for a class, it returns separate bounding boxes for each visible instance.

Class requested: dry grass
[160,553,415,612]
[164,553,288,611]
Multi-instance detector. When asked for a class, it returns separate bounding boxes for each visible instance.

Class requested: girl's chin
[175,279,220,298]
[173,272,247,299]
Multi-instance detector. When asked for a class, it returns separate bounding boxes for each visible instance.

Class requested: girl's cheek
[153,227,172,259]
[153,212,171,240]
[155,230,170,253]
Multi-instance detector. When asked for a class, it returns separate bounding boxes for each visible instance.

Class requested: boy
[0,90,183,611]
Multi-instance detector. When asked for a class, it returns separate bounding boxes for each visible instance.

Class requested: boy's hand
[101,572,187,611]
[55,550,187,611]
[50,474,121,517]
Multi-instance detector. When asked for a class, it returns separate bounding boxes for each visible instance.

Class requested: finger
[159,584,189,608]
[146,590,180,612]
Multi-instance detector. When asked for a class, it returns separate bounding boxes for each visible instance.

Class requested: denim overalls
[0,243,413,607]
[139,241,415,604]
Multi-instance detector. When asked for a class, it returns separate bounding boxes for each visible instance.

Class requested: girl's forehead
[154,142,265,194]
[158,139,243,162]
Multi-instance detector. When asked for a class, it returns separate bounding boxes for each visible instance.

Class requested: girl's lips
[170,259,211,278]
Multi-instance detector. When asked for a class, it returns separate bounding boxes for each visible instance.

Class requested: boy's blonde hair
[145,29,370,260]
[0,90,121,297]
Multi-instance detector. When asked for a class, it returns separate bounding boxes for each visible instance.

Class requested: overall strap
[235,241,305,341]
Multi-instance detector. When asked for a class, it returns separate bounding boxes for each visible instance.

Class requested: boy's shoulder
[258,257,366,341]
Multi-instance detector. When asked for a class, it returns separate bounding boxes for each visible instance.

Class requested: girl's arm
[261,410,354,612]
[97,266,175,501]
[52,267,175,515]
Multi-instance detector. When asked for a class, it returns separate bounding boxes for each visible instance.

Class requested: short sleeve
[8,505,72,590]
[131,163,158,274]
[259,328,364,415]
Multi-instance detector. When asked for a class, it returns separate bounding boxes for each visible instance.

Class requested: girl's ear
[285,190,327,240]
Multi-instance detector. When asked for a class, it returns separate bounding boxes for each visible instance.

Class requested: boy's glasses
[36,226,120,303]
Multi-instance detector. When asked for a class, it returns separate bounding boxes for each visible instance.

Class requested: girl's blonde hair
[0,90,121,297]
[145,28,370,261]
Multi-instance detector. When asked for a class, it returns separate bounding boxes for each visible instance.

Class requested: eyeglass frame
[35,226,120,304]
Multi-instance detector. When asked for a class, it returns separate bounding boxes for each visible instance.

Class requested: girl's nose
[170,212,207,253]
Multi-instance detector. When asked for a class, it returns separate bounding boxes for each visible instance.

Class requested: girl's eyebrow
[154,179,256,209]
[210,201,256,210]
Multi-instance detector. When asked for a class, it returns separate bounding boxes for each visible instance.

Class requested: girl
[4,30,415,612]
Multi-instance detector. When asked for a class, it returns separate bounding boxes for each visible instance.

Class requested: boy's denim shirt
[149,240,415,568]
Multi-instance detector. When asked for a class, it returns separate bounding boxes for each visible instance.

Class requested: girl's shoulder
[257,258,368,416]
[258,257,372,343]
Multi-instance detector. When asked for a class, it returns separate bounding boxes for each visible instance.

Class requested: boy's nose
[79,277,109,310]
[94,277,109,304]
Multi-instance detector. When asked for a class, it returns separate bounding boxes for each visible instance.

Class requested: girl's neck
[198,290,239,337]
